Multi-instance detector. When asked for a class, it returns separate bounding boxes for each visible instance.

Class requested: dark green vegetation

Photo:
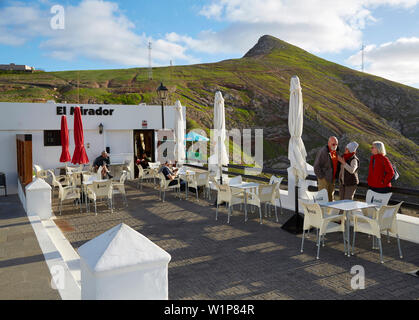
[1,35,418,187]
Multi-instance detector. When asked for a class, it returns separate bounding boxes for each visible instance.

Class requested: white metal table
[178,169,195,199]
[230,182,259,221]
[320,200,377,256]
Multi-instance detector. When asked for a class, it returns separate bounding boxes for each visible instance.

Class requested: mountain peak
[243,35,291,58]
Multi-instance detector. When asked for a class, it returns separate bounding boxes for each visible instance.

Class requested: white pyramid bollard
[78,223,171,300]
[25,178,52,220]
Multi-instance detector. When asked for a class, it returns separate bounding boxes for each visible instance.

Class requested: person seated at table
[93,151,113,179]
[161,161,185,191]
[137,153,150,169]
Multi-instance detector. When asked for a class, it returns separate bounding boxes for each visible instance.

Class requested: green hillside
[1,35,418,187]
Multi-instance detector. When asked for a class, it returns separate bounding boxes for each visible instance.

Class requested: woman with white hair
[367,141,394,193]
[337,141,360,200]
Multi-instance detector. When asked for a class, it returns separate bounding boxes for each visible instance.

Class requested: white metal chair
[48,169,72,198]
[86,180,113,215]
[362,190,393,218]
[112,170,128,207]
[243,187,263,224]
[213,180,246,223]
[187,171,211,201]
[34,164,49,179]
[258,183,280,222]
[158,172,181,202]
[300,200,347,259]
[269,175,284,215]
[136,164,155,189]
[70,171,83,188]
[304,189,329,204]
[148,162,161,185]
[55,180,82,216]
[352,202,404,263]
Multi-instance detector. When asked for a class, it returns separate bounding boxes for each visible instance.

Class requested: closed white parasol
[174,100,185,165]
[288,75,308,181]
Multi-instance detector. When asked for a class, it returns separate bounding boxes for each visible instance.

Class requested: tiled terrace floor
[54,181,419,300]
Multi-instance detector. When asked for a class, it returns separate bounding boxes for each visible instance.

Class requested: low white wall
[17,178,27,212]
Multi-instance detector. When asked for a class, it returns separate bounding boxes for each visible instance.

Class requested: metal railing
[185,163,419,211]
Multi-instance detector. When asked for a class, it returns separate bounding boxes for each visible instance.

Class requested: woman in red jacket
[367,141,394,193]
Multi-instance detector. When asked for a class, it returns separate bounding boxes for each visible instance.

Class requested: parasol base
[281,213,304,234]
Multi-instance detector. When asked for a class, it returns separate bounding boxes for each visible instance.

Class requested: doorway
[133,130,155,178]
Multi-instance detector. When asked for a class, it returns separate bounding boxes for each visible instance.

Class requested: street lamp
[157,82,168,129]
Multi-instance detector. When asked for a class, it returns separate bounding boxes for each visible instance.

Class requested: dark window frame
[44,130,61,146]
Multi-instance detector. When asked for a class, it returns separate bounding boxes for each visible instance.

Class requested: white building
[0,63,35,72]
[0,102,185,194]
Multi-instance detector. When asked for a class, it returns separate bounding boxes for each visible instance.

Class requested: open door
[133,130,155,178]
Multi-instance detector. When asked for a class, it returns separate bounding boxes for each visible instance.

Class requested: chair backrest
[217,183,233,203]
[195,172,209,186]
[376,202,403,231]
[269,175,283,198]
[366,190,392,207]
[269,175,283,186]
[300,200,324,229]
[83,173,93,182]
[33,164,42,173]
[228,175,242,186]
[92,180,112,198]
[71,172,82,187]
[258,183,277,202]
[119,170,128,184]
[304,189,329,204]
[149,162,160,169]
[136,164,144,178]
[55,179,64,199]
[158,172,167,188]
[48,169,59,186]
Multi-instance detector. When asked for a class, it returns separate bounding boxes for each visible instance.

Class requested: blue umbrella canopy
[185,131,209,142]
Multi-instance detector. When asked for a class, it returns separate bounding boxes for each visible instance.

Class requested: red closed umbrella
[60,115,71,163]
[71,106,89,164]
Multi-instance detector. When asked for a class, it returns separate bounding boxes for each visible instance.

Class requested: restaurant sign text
[56,106,115,116]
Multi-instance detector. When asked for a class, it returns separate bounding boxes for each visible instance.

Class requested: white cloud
[347,37,419,87]
[0,5,52,45]
[193,0,419,54]
[0,0,198,67]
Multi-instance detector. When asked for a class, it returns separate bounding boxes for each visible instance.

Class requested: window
[44,130,61,146]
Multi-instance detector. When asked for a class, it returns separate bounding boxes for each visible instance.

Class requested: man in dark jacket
[93,151,113,179]
[313,136,340,201]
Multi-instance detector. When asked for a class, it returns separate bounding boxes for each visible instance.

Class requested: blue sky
[1,0,419,87]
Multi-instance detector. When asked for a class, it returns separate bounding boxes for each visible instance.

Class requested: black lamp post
[157,82,168,129]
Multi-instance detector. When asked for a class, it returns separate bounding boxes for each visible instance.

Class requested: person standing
[313,136,340,201]
[367,141,394,193]
[337,141,360,200]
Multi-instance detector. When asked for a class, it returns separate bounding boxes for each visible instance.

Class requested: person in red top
[367,141,394,193]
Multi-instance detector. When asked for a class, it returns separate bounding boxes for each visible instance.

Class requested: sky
[1,0,419,88]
